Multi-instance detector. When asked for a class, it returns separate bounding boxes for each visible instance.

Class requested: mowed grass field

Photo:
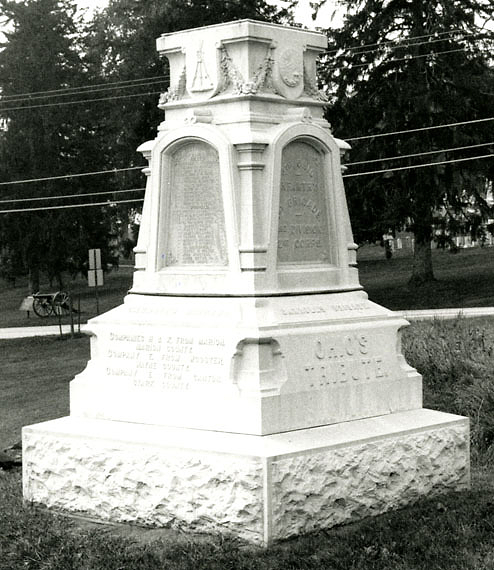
[1,246,494,568]
[0,335,90,451]
[358,244,494,310]
[1,245,493,331]
[0,266,134,329]
[2,318,494,569]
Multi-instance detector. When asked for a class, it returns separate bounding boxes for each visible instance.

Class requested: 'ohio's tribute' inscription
[303,333,390,387]
[165,141,228,266]
[104,331,228,390]
[277,140,331,264]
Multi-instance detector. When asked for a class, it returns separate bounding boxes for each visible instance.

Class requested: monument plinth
[23,20,469,545]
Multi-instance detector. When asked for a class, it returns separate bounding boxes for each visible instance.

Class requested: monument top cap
[157,19,328,106]
[157,18,327,45]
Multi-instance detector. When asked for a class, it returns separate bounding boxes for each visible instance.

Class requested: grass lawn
[0,335,90,451]
[1,246,493,331]
[1,246,494,567]
[358,244,494,310]
[2,317,494,568]
[0,267,133,329]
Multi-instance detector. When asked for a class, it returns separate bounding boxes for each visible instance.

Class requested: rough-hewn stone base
[23,409,469,545]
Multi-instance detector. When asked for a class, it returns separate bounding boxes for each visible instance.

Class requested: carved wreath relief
[218,45,278,96]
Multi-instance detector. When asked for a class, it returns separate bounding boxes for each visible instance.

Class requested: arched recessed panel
[165,141,228,267]
[277,140,331,265]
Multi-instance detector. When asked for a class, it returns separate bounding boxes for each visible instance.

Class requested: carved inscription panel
[277,141,331,264]
[165,141,228,266]
[104,331,229,391]
[300,332,394,389]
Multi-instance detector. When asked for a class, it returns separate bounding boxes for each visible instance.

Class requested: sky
[74,0,341,29]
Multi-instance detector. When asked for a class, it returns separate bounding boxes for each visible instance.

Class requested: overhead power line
[0,187,145,204]
[0,78,170,105]
[0,118,491,189]
[0,197,144,214]
[1,155,491,213]
[0,90,164,112]
[349,34,492,58]
[0,75,170,101]
[0,30,490,103]
[327,46,492,74]
[0,166,144,186]
[2,31,490,103]
[327,31,492,59]
[343,153,493,178]
[344,117,494,142]
[1,41,491,112]
[326,29,466,55]
[346,141,494,166]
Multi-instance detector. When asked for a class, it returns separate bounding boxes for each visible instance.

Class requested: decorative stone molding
[347,242,358,267]
[234,142,269,270]
[303,62,328,102]
[183,108,213,124]
[218,45,279,96]
[232,338,287,397]
[279,47,303,87]
[159,65,187,105]
[133,140,155,269]
[250,46,279,95]
[283,107,313,123]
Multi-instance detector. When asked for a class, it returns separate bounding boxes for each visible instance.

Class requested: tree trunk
[28,266,40,294]
[409,224,435,285]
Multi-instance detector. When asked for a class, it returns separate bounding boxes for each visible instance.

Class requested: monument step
[23,409,468,545]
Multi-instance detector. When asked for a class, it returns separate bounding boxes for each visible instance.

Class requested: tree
[316,0,494,284]
[0,0,118,292]
[83,0,294,196]
[78,0,295,258]
[0,0,293,293]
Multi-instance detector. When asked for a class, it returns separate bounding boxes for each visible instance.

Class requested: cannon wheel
[32,296,53,318]
[52,291,71,316]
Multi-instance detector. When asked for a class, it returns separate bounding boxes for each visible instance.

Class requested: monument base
[23,409,469,546]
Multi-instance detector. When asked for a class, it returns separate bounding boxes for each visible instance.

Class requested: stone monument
[23,20,469,546]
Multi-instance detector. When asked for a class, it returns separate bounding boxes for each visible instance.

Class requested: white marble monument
[23,20,469,546]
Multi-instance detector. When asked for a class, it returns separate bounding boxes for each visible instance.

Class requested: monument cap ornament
[23,19,470,547]
[157,19,327,104]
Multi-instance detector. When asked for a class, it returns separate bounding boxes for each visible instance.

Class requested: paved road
[2,307,494,339]
[395,307,494,320]
[0,324,88,339]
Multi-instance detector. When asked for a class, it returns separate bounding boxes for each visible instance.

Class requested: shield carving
[274,47,304,99]
[185,39,220,100]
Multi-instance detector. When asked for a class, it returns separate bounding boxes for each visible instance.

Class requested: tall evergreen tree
[0,0,117,292]
[84,0,294,188]
[317,0,494,283]
[79,0,294,257]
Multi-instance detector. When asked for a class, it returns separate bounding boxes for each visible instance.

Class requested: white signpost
[88,248,103,312]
